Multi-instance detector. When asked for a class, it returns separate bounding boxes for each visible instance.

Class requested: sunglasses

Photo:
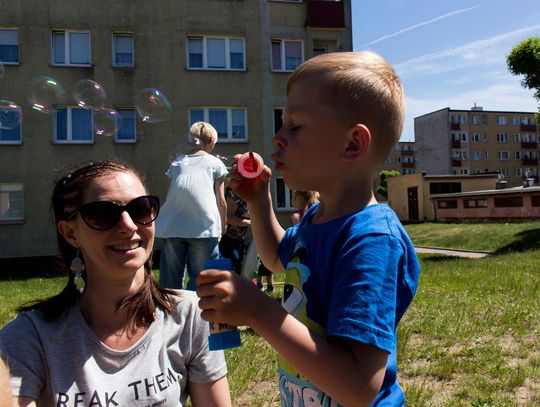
[66,195,160,230]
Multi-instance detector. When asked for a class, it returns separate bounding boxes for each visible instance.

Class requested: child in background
[255,260,274,292]
[197,51,420,406]
[291,190,319,226]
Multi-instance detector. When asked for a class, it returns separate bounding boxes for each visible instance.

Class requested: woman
[0,160,231,406]
[156,122,228,290]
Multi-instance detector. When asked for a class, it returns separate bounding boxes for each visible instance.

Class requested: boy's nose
[272,132,286,149]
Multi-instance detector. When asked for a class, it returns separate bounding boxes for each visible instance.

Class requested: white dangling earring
[71,249,86,294]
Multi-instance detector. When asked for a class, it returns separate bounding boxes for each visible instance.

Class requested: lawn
[1,222,539,405]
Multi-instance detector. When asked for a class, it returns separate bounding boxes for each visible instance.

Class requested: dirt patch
[235,380,280,407]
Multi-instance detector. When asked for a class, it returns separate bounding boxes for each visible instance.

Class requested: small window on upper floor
[0,29,19,64]
[115,108,137,143]
[113,33,134,67]
[51,30,91,66]
[271,39,303,72]
[472,115,479,125]
[189,107,247,142]
[0,102,22,144]
[512,116,520,125]
[54,106,93,143]
[496,115,507,125]
[0,183,24,223]
[187,36,245,70]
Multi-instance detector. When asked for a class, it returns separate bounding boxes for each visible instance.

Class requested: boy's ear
[343,124,371,161]
[57,220,79,248]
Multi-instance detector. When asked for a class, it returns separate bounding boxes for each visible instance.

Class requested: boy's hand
[196,268,265,327]
[229,154,272,203]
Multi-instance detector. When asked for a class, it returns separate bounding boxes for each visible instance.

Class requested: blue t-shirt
[277,203,420,406]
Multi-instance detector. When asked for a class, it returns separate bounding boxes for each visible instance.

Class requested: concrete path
[414,246,492,258]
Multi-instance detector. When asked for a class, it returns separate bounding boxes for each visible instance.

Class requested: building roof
[431,185,540,199]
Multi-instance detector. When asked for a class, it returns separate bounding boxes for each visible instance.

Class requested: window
[273,108,283,135]
[512,116,520,125]
[115,108,136,143]
[498,151,509,160]
[532,195,540,207]
[499,168,510,177]
[0,103,22,144]
[497,133,508,143]
[271,39,303,71]
[472,115,479,125]
[0,184,23,222]
[189,107,247,141]
[473,151,481,160]
[515,151,521,160]
[0,29,19,64]
[459,115,467,124]
[465,198,488,208]
[52,30,91,66]
[496,116,507,125]
[494,196,522,208]
[513,133,521,142]
[458,133,468,142]
[481,115,487,124]
[275,177,294,210]
[483,133,488,143]
[429,182,461,194]
[54,107,93,143]
[112,33,134,67]
[484,151,489,160]
[437,200,458,209]
[472,133,480,142]
[187,36,245,70]
[515,168,522,177]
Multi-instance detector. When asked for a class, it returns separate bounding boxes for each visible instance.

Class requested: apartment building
[0,0,353,258]
[415,106,539,187]
[383,141,416,175]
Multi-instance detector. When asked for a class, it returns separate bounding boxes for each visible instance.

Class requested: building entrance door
[407,187,419,221]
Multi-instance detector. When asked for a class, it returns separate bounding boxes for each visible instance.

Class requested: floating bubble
[93,108,123,137]
[135,88,172,123]
[28,75,67,114]
[0,100,22,130]
[73,79,106,109]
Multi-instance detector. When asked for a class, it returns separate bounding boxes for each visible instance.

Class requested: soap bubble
[28,75,67,114]
[73,79,106,109]
[135,88,172,123]
[93,108,123,137]
[0,100,22,130]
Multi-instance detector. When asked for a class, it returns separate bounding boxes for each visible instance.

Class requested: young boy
[196,51,420,406]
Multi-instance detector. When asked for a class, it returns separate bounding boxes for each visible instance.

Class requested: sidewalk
[414,246,492,258]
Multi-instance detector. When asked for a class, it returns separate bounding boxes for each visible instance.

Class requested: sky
[351,0,540,141]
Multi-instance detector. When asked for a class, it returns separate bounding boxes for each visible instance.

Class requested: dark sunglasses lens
[127,196,159,225]
[80,202,120,230]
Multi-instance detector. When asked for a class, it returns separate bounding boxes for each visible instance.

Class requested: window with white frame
[271,39,303,72]
[515,151,521,160]
[0,184,23,222]
[473,151,481,160]
[497,151,510,160]
[513,133,521,142]
[396,157,401,163]
[275,177,294,210]
[189,107,247,141]
[499,168,510,177]
[483,133,488,143]
[512,116,520,125]
[54,107,93,143]
[187,36,245,70]
[484,151,489,160]
[516,168,522,177]
[273,108,283,135]
[115,108,136,143]
[496,116,507,125]
[481,115,487,124]
[0,29,19,64]
[0,104,22,144]
[459,133,468,142]
[472,133,480,142]
[459,115,467,124]
[472,115,479,125]
[51,30,91,66]
[112,33,134,67]
[497,133,508,143]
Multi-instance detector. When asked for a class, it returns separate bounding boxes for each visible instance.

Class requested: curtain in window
[117,110,135,140]
[53,32,65,64]
[188,38,203,68]
[115,36,133,66]
[285,41,302,71]
[189,109,204,126]
[231,109,245,139]
[209,109,227,139]
[271,41,282,70]
[71,108,92,141]
[0,30,19,63]
[69,33,90,64]
[207,38,225,69]
[229,39,244,69]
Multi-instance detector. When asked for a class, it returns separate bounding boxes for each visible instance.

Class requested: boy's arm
[196,272,387,406]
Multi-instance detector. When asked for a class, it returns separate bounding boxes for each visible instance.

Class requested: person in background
[156,122,228,290]
[197,51,420,406]
[0,160,231,407]
[291,190,319,226]
[255,260,274,292]
[218,180,251,274]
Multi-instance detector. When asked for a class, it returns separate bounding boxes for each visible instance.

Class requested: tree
[376,170,400,199]
[506,36,540,121]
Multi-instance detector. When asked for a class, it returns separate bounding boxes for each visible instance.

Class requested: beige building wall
[0,0,352,258]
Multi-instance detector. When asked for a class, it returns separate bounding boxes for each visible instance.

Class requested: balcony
[306,0,346,29]
[521,141,538,149]
[401,150,414,156]
[522,158,538,166]
[450,123,461,130]
[451,140,461,148]
[520,124,537,132]
[452,159,462,167]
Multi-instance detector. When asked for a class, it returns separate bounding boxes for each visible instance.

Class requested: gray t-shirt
[0,290,227,406]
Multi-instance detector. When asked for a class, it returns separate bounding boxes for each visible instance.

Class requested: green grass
[1,222,540,405]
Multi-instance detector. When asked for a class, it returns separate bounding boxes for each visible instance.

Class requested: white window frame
[53,106,94,144]
[274,177,294,211]
[186,36,246,71]
[472,115,479,125]
[484,151,489,160]
[483,133,488,143]
[512,116,520,125]
[271,39,304,72]
[497,151,510,160]
[515,151,521,160]
[472,133,480,142]
[473,151,481,161]
[513,133,521,142]
[497,133,508,143]
[112,32,134,67]
[0,103,22,145]
[188,107,248,142]
[114,108,137,143]
[0,28,19,64]
[0,183,24,223]
[496,116,507,125]
[516,168,522,177]
[51,30,91,67]
[459,115,467,124]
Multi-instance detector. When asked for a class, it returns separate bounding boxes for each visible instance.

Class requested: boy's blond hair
[287,51,405,161]
[190,121,218,146]
[293,190,319,207]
